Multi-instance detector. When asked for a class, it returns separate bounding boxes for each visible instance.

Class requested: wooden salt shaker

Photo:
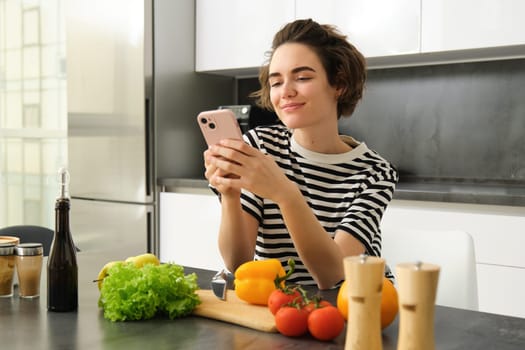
[396,262,440,350]
[343,254,385,350]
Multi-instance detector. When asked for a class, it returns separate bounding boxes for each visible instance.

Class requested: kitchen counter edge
[157,178,525,207]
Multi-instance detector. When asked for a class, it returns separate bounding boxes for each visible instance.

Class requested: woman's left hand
[207,139,294,203]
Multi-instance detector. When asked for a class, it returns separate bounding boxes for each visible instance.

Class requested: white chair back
[382,227,478,311]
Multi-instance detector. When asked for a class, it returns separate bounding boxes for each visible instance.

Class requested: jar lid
[0,243,15,255]
[15,243,44,256]
[0,235,19,245]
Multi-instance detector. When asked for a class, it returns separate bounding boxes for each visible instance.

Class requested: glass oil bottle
[47,167,78,312]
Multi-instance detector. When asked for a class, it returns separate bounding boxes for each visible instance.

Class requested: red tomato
[268,288,303,315]
[307,305,345,341]
[275,306,309,337]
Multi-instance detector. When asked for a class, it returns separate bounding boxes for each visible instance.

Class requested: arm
[204,146,258,273]
[276,185,365,289]
[216,194,259,272]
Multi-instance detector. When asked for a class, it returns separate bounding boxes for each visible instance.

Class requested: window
[0,0,67,228]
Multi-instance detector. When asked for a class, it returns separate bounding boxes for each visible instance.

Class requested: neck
[292,124,352,154]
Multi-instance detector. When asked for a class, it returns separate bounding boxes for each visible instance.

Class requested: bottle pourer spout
[58,167,70,199]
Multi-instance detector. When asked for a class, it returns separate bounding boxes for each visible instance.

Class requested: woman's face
[268,43,340,130]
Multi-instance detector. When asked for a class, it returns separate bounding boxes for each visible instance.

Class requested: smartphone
[197,109,243,146]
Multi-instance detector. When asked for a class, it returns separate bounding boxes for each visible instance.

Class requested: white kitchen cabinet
[195,0,295,74]
[382,199,525,318]
[196,0,420,74]
[196,0,525,73]
[421,0,525,52]
[382,200,525,268]
[295,0,420,58]
[159,191,224,271]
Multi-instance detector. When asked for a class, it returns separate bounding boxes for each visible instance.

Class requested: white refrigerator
[66,0,235,261]
[66,0,155,260]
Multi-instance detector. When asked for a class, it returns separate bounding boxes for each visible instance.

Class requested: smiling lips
[280,102,305,112]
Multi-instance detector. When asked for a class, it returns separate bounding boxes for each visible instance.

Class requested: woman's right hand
[204,148,241,197]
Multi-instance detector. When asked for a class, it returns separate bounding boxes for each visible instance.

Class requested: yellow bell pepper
[234,259,286,305]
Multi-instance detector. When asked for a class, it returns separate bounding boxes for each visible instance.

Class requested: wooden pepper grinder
[343,254,385,350]
[396,262,440,350]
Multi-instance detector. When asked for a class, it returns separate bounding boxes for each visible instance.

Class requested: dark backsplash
[238,58,525,186]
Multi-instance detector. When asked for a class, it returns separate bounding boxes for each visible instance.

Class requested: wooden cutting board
[192,289,277,333]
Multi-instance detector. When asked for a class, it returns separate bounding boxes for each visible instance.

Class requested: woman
[204,19,398,289]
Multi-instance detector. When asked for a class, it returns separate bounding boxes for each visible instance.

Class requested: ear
[335,86,346,99]
[333,70,347,99]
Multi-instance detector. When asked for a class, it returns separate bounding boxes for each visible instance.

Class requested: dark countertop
[1,251,525,349]
[157,177,525,207]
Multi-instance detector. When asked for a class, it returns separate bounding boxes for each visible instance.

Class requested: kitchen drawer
[477,263,525,318]
[382,200,525,268]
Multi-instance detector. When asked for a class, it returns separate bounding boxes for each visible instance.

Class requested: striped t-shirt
[240,124,398,286]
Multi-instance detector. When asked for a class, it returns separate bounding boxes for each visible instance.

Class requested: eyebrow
[268,66,317,79]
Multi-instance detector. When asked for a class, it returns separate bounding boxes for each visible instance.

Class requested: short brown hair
[251,19,367,118]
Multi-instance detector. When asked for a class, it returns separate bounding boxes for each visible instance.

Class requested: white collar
[290,134,368,164]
